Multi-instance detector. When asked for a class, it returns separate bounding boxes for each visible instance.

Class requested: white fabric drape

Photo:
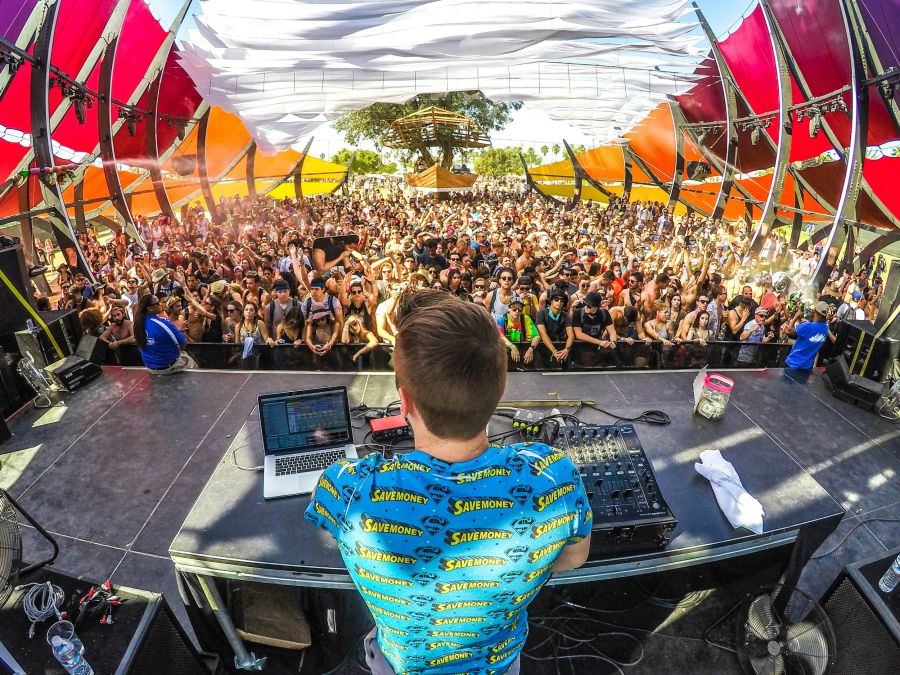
[179,0,705,153]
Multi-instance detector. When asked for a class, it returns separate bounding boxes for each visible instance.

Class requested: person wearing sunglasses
[133,293,194,375]
[484,266,515,319]
[497,295,539,364]
[535,290,575,363]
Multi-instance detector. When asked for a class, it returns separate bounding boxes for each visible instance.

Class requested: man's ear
[398,385,415,419]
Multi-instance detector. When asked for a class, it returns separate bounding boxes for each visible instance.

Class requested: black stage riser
[0,244,37,337]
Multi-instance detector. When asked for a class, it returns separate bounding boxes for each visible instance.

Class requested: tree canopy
[473,147,542,177]
[332,92,521,169]
[331,148,397,175]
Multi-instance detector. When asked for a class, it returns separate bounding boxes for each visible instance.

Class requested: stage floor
[1,367,898,669]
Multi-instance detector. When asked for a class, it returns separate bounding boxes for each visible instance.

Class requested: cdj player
[545,423,677,557]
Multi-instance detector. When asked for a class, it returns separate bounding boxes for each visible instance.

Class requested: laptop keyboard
[275,449,347,476]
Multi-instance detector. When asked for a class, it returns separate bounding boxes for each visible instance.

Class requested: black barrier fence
[101,340,793,372]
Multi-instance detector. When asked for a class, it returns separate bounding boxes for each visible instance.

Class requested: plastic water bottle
[50,636,94,675]
[878,554,900,594]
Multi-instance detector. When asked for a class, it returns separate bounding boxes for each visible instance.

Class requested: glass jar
[696,373,733,420]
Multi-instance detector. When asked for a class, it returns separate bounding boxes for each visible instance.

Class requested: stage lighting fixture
[0,51,22,75]
[750,126,760,146]
[809,113,822,139]
[127,117,137,137]
[70,90,92,125]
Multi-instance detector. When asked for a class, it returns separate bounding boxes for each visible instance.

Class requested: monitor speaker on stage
[832,319,899,384]
[0,243,37,337]
[76,334,108,365]
[875,259,900,340]
[821,568,900,672]
[13,309,79,369]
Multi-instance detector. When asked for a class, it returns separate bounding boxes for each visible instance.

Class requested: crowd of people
[38,176,889,372]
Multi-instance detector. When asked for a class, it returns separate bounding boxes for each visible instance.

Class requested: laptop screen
[259,387,351,455]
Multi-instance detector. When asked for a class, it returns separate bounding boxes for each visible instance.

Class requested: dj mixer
[547,423,677,556]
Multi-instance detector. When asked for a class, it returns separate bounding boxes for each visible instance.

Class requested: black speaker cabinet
[824,355,885,410]
[820,547,900,675]
[0,243,38,337]
[76,333,109,365]
[876,260,900,340]
[833,319,900,384]
[13,309,79,368]
[119,595,220,675]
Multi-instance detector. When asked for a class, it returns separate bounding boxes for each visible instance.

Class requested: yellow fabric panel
[301,154,349,179]
[529,159,574,181]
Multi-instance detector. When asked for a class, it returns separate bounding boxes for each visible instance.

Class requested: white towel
[694,449,765,534]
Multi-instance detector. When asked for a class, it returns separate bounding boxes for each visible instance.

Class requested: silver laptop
[259,386,357,499]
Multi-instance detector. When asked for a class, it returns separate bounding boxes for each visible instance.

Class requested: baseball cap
[509,295,524,307]
[583,292,602,308]
[754,307,768,316]
[273,280,290,291]
[814,300,832,316]
[310,279,327,289]
[549,290,568,302]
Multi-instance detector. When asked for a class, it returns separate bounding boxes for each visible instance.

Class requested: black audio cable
[578,401,670,426]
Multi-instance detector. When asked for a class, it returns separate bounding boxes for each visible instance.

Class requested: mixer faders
[549,424,677,555]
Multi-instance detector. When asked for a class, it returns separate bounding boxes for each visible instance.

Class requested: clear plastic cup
[46,620,85,656]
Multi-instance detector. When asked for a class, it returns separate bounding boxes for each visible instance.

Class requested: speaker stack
[0,243,37,338]
[820,547,900,674]
[832,319,900,384]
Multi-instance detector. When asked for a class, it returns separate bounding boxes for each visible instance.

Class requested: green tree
[473,148,521,176]
[540,145,549,158]
[331,148,397,175]
[569,144,587,155]
[332,92,522,169]
[521,147,543,167]
[551,143,560,156]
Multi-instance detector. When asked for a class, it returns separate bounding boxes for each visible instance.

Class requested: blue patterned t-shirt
[304,442,592,675]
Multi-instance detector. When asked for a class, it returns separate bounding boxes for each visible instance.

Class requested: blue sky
[147,0,755,156]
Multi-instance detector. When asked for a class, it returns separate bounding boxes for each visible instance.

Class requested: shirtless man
[609,305,653,344]
[99,305,135,351]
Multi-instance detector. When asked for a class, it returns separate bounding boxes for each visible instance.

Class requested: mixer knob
[568,429,576,439]
[610,489,620,499]
[603,428,610,438]
[594,478,604,489]
[591,428,599,438]
[623,488,633,499]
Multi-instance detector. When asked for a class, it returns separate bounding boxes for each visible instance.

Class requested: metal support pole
[29,0,94,281]
[519,152,565,206]
[810,0,869,290]
[145,64,177,220]
[331,150,355,196]
[17,180,34,266]
[196,575,266,671]
[98,37,133,238]
[292,137,314,200]
[73,180,87,233]
[245,141,257,199]
[748,1,794,256]
[789,182,804,249]
[853,232,900,270]
[565,139,615,201]
[693,4,739,221]
[667,103,685,210]
[621,145,633,196]
[197,108,222,223]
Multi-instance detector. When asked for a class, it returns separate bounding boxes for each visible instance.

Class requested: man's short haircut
[394,290,506,440]
[623,306,639,323]
[654,273,670,285]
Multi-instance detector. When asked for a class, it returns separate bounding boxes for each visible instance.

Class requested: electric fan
[0,486,59,607]
[735,585,836,675]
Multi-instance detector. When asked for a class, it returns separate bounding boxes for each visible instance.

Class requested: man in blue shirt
[305,290,592,675]
[784,301,833,370]
[134,294,193,375]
